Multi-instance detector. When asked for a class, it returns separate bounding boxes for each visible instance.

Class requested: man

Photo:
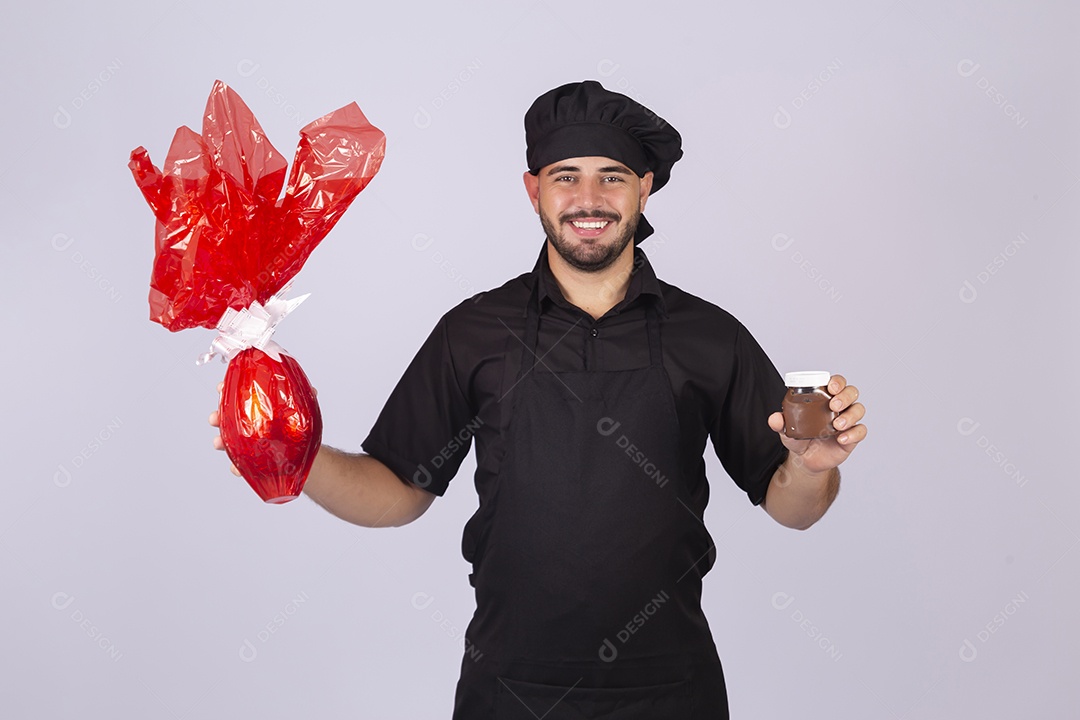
[211,80,867,718]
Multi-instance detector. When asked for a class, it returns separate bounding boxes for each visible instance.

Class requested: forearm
[762,453,840,530]
[302,446,435,528]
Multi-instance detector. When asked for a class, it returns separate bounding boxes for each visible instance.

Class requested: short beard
[540,208,639,273]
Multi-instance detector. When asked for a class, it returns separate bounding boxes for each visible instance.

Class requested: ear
[638,171,654,212]
[523,170,541,214]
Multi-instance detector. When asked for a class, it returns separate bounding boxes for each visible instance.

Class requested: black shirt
[362,242,788,520]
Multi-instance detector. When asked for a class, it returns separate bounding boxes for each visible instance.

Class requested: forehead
[540,156,635,176]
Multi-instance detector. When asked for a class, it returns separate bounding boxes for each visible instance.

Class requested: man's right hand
[208,380,435,526]
[209,381,242,477]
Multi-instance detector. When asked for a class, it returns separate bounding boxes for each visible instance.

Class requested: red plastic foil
[129,80,385,331]
[130,82,383,503]
[220,348,322,504]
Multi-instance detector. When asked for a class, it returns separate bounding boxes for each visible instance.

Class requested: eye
[602,175,625,183]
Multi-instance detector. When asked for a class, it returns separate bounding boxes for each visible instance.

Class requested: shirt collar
[529,241,668,318]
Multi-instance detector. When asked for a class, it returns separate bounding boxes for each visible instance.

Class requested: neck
[546,242,636,320]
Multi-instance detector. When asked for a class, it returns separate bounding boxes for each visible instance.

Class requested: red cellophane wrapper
[129,80,384,503]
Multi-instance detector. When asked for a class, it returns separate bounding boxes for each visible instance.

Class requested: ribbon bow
[196,283,309,365]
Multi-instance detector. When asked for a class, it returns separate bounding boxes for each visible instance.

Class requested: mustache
[559,210,621,223]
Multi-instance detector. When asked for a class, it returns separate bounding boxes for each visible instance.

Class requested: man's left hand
[767,374,867,475]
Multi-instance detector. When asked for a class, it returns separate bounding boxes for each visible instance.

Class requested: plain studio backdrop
[1,1,1076,717]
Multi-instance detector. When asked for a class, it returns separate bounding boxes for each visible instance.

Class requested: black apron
[453,283,730,719]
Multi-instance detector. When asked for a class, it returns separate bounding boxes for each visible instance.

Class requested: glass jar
[781,371,837,440]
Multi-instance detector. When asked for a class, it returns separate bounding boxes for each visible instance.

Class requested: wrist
[781,451,834,481]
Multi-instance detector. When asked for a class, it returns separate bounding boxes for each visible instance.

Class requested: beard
[540,207,639,273]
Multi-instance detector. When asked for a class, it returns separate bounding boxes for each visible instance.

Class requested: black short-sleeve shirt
[362,243,788,517]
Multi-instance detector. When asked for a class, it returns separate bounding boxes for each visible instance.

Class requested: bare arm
[209,385,435,527]
[762,456,840,530]
[300,446,436,527]
[761,374,866,530]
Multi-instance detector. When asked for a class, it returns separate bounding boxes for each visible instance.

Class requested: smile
[570,220,611,229]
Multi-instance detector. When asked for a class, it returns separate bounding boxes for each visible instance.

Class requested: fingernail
[835,418,847,430]
[838,434,849,444]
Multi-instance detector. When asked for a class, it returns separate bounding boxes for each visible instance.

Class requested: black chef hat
[525,80,682,244]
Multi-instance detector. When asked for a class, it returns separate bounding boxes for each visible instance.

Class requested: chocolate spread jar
[782,371,837,440]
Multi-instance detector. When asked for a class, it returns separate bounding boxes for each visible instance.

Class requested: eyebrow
[545,164,633,176]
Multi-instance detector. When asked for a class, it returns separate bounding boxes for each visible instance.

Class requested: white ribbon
[196,282,309,365]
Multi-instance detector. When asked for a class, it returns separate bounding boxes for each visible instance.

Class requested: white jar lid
[784,370,831,388]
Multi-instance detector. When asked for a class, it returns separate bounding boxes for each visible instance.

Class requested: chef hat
[524,80,683,243]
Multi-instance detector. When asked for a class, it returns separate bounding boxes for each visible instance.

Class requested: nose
[576,178,604,210]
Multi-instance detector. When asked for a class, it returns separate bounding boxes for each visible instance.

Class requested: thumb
[767,411,785,434]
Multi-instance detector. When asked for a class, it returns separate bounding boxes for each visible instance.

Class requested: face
[524,156,653,273]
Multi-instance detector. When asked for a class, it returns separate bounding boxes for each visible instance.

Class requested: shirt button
[590,327,599,338]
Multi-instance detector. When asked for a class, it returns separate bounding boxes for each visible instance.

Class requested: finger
[230,464,241,477]
[830,384,860,413]
[828,375,847,396]
[217,381,224,395]
[312,386,319,398]
[212,435,224,451]
[833,402,865,431]
[837,423,867,447]
[767,411,785,433]
[209,410,220,427]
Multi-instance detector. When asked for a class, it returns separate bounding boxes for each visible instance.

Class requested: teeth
[572,220,609,229]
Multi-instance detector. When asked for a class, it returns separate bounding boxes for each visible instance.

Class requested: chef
[212,80,867,719]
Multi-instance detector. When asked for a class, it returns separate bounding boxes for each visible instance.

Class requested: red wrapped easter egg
[219,346,322,503]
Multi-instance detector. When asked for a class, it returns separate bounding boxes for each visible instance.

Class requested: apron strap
[520,279,542,379]
[645,301,662,368]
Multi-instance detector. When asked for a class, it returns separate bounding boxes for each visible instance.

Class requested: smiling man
[213,80,866,718]
[531,157,650,273]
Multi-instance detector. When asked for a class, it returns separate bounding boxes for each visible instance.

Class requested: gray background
[2,0,1076,717]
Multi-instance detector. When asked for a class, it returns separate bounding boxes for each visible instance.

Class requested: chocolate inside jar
[783,388,837,439]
